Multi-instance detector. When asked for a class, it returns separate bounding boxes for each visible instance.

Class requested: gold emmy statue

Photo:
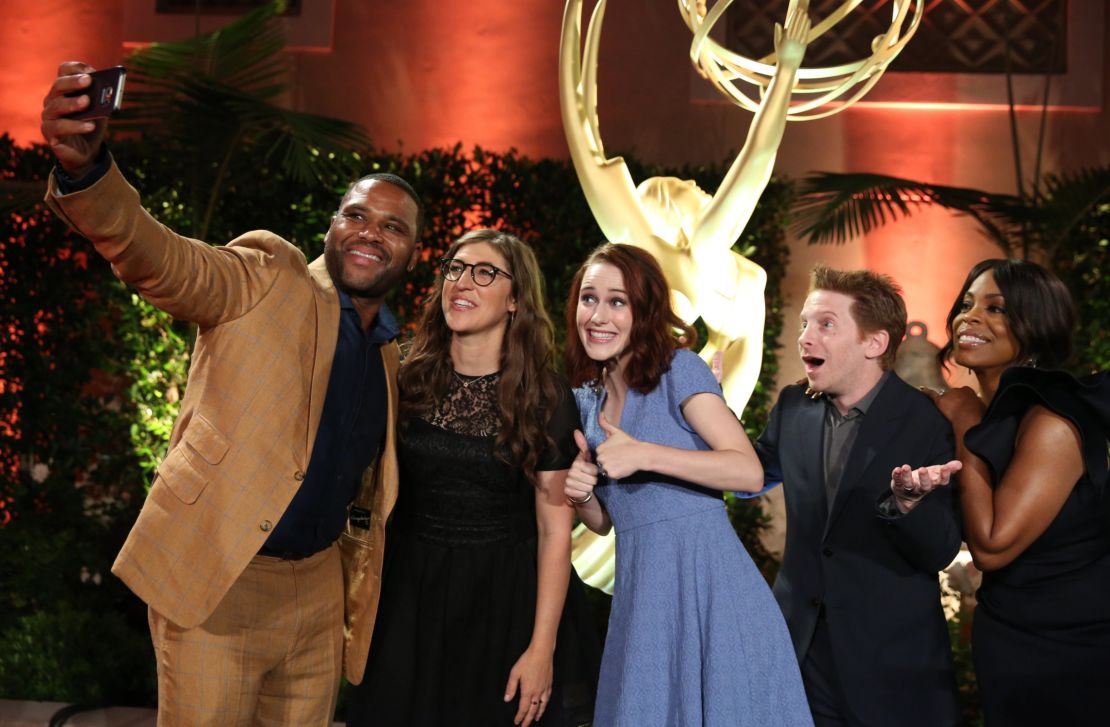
[561,0,923,593]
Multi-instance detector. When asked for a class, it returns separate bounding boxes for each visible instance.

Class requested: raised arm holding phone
[41,62,424,726]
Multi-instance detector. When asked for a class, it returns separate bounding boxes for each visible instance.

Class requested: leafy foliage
[793,172,1025,254]
[0,137,156,703]
[947,605,982,727]
[0,602,153,704]
[1048,197,1110,373]
[794,168,1110,265]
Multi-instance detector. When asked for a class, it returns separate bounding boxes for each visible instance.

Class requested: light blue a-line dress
[575,349,813,727]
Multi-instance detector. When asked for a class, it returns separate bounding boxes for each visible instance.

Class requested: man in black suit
[754,265,962,727]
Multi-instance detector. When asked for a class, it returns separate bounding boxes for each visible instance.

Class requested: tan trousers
[148,544,344,727]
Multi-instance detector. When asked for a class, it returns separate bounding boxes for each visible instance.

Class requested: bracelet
[893,490,926,503]
[567,492,593,506]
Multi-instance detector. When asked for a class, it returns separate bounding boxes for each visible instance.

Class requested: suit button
[260,520,273,532]
[810,597,821,607]
[294,470,306,481]
[822,548,833,557]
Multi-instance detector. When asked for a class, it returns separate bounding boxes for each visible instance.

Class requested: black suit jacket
[756,373,961,727]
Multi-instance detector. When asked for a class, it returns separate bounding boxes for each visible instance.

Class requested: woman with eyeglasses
[563,243,811,726]
[347,229,599,727]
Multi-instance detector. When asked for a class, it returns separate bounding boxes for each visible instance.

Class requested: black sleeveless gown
[346,374,600,726]
[964,368,1110,726]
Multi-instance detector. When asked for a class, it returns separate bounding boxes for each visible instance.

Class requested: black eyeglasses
[440,258,513,287]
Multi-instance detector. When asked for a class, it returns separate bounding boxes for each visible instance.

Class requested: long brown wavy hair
[564,243,696,393]
[399,229,562,486]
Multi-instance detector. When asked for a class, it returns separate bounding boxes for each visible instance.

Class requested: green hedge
[1050,199,1110,373]
[0,140,157,704]
[0,132,792,704]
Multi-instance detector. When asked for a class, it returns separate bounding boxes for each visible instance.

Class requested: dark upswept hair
[810,264,907,369]
[564,243,696,394]
[398,229,560,486]
[340,172,426,241]
[939,258,1075,370]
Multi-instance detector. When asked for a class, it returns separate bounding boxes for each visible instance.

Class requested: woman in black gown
[346,229,598,727]
[917,259,1110,726]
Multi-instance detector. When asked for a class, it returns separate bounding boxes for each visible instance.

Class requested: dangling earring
[508,311,515,327]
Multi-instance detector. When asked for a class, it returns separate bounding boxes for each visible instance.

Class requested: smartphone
[65,66,126,120]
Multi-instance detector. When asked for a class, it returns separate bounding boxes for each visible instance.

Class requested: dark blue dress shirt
[261,288,396,557]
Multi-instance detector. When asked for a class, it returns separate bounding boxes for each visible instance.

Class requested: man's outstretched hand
[889,460,963,513]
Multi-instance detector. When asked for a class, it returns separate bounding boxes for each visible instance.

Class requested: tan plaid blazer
[46,163,400,683]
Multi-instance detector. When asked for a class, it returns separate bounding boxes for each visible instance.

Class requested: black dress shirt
[822,371,890,510]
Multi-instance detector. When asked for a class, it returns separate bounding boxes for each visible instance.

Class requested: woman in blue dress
[562,243,812,726]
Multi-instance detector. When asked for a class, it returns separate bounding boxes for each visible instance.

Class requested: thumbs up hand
[594,412,643,480]
[565,430,600,504]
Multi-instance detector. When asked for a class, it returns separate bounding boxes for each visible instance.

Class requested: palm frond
[101,0,370,239]
[1036,166,1110,248]
[128,2,285,87]
[229,98,369,184]
[114,2,289,137]
[793,172,1023,254]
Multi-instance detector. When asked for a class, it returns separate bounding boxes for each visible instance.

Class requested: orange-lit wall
[292,1,567,156]
[2,0,1108,393]
[0,0,125,147]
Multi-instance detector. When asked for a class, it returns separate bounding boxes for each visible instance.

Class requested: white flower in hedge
[79,566,103,585]
[30,462,50,483]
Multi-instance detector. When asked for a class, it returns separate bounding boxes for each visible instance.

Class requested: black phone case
[66,67,126,121]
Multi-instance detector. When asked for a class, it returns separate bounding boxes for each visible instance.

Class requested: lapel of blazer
[375,341,401,519]
[306,256,341,461]
[788,391,829,521]
[823,374,907,539]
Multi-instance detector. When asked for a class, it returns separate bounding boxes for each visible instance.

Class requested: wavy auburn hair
[399,229,561,486]
[564,243,695,394]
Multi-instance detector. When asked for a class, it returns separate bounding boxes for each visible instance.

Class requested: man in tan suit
[41,62,416,725]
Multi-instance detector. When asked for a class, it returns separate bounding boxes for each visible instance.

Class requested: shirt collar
[827,369,891,419]
[336,288,400,343]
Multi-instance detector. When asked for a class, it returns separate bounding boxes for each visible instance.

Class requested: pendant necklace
[452,370,498,388]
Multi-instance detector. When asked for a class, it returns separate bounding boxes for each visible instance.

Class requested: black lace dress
[346,373,600,727]
[964,368,1110,726]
